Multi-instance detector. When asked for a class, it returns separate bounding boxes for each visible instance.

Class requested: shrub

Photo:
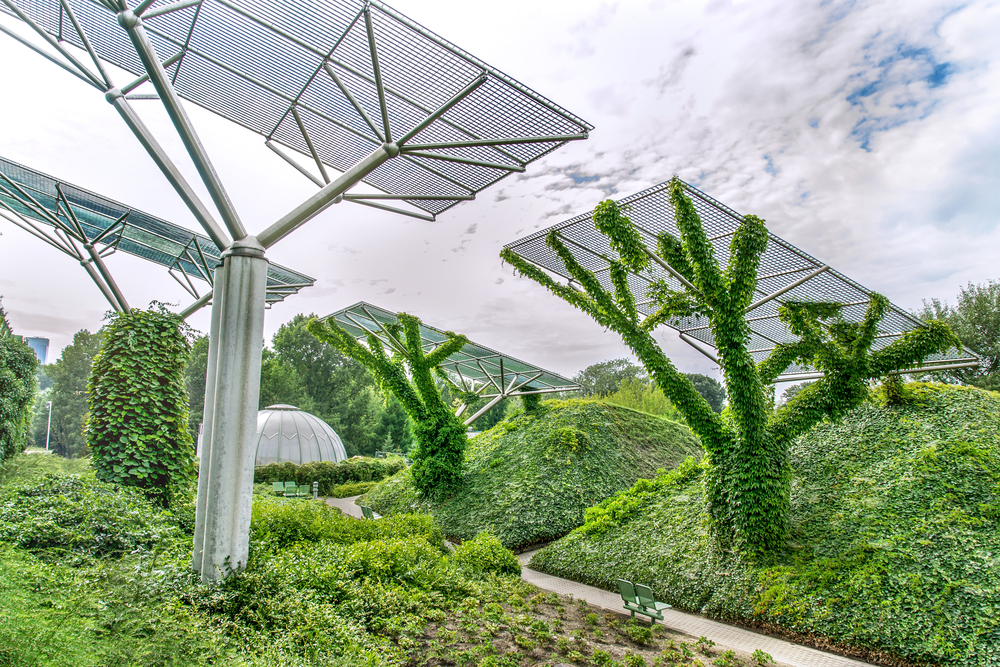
[253,457,405,495]
[0,473,181,559]
[0,335,38,462]
[87,308,194,505]
[450,531,521,576]
[331,480,377,497]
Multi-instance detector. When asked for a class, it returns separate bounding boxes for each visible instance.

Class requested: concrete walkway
[323,497,872,667]
[518,549,873,667]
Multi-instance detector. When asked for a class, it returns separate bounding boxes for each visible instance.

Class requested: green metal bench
[272,482,285,496]
[617,579,671,624]
[360,505,381,520]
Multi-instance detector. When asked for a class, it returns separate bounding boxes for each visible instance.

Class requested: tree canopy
[42,329,102,458]
[573,358,646,397]
[919,280,1000,391]
[501,178,959,559]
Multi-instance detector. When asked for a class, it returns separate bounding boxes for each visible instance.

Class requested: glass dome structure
[254,405,347,467]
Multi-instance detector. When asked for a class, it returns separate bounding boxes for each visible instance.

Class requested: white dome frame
[254,405,347,467]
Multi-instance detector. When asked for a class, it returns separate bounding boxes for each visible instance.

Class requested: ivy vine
[500,177,960,560]
[0,334,39,462]
[87,306,195,506]
[307,313,469,499]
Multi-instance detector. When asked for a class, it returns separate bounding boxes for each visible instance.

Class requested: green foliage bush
[531,384,1000,666]
[253,456,405,495]
[0,473,182,560]
[0,334,38,462]
[87,308,194,505]
[331,480,378,497]
[366,399,702,549]
[451,530,521,576]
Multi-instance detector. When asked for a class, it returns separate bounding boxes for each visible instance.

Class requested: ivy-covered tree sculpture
[500,178,959,559]
[88,307,195,506]
[307,313,469,498]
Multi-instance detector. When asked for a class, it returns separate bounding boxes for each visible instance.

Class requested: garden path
[517,550,873,667]
[325,497,873,667]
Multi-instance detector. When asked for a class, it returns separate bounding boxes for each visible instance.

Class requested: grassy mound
[365,399,702,550]
[530,383,1000,666]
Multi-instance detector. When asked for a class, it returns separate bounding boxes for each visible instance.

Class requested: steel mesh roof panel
[324,301,579,396]
[0,156,313,304]
[504,179,978,378]
[2,0,592,218]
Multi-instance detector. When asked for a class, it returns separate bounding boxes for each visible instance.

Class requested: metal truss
[0,0,592,258]
[504,179,980,381]
[325,302,580,426]
[0,155,314,312]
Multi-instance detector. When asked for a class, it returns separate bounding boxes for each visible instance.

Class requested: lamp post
[45,400,51,452]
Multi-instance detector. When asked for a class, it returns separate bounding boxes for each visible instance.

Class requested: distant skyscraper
[24,337,49,364]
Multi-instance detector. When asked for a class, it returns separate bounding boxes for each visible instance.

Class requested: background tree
[184,335,209,432]
[686,373,726,413]
[45,329,102,457]
[501,178,959,559]
[919,280,999,391]
[308,313,467,498]
[88,308,194,506]
[0,333,38,461]
[574,358,646,397]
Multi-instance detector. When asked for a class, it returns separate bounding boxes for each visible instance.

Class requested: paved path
[324,494,365,518]
[323,498,872,667]
[518,550,873,667]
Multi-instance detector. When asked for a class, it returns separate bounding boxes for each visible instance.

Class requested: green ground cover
[530,383,1000,666]
[365,400,702,550]
[3,452,748,667]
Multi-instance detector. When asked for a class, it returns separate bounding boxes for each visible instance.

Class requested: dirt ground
[411,586,783,667]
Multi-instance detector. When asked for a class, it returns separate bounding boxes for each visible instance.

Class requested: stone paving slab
[518,551,874,667]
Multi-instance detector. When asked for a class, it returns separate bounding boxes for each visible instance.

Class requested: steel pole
[107,94,230,250]
[192,236,268,581]
[45,401,52,451]
[117,9,247,242]
[258,142,397,249]
[80,258,123,311]
[84,243,131,311]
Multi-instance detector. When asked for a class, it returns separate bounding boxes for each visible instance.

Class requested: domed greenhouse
[253,404,347,467]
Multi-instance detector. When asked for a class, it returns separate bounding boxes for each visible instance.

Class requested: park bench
[360,505,381,520]
[272,482,285,495]
[617,579,671,624]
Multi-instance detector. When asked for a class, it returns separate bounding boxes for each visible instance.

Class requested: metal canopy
[504,179,979,381]
[325,301,579,424]
[0,0,592,221]
[0,155,313,308]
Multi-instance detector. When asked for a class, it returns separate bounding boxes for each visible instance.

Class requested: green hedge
[253,457,405,496]
[530,383,1000,666]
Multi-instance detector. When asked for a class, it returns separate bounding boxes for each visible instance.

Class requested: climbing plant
[500,178,959,559]
[0,334,38,462]
[307,313,468,498]
[87,306,194,506]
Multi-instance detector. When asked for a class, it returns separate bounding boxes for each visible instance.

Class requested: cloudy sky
[1,0,998,382]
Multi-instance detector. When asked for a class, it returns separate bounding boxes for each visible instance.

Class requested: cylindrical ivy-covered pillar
[193,236,268,581]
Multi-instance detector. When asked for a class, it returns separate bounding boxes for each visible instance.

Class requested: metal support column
[193,236,268,581]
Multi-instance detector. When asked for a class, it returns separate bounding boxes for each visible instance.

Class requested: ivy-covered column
[193,236,269,581]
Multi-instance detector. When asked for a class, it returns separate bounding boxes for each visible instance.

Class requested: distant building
[24,337,49,364]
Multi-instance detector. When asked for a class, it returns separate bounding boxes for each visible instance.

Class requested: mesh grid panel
[504,179,978,377]
[324,301,579,396]
[2,0,591,220]
[0,156,313,303]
